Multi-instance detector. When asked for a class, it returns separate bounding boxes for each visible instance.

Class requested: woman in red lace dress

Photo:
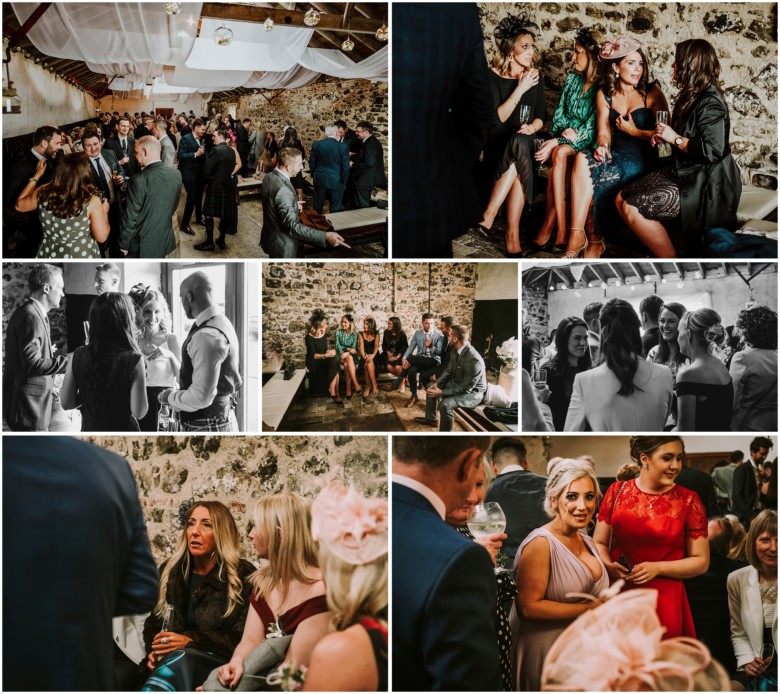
[593,436,709,637]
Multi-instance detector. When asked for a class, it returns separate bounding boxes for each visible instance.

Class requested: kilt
[203,179,237,220]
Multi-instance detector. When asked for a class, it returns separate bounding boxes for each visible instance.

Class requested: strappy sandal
[561,228,588,259]
[586,236,606,259]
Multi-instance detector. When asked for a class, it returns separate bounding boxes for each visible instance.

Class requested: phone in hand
[617,555,631,572]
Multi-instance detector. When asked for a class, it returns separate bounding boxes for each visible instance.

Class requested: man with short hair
[119,136,183,258]
[177,118,208,236]
[94,263,121,294]
[157,272,242,432]
[134,115,153,140]
[711,450,744,514]
[639,294,664,357]
[732,436,773,527]
[82,129,125,257]
[420,316,455,390]
[583,301,603,364]
[485,437,548,561]
[104,116,138,177]
[334,119,358,155]
[393,436,502,691]
[416,324,487,431]
[260,147,348,258]
[309,124,350,213]
[349,121,384,209]
[3,264,69,431]
[151,118,176,168]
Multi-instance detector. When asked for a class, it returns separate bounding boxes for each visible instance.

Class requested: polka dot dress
[457,525,517,691]
[36,199,100,258]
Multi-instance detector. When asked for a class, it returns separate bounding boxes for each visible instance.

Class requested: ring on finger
[161,636,169,645]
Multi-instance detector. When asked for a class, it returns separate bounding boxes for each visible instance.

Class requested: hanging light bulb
[304,8,321,26]
[342,35,354,52]
[214,24,233,46]
[164,2,181,15]
[375,23,389,41]
[264,17,274,31]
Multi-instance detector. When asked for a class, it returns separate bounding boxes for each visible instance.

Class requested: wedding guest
[305,309,342,404]
[760,460,777,511]
[565,298,673,431]
[565,35,668,258]
[197,127,241,252]
[675,308,732,431]
[61,292,147,431]
[726,514,749,563]
[177,119,207,237]
[648,301,689,427]
[334,313,362,399]
[359,316,381,398]
[583,301,602,364]
[377,317,409,391]
[94,262,121,294]
[617,39,741,257]
[733,437,773,529]
[264,131,279,160]
[639,294,664,356]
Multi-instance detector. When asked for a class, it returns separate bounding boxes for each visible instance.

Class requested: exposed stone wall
[479,2,778,188]
[82,435,388,564]
[262,263,478,367]
[521,282,549,344]
[210,78,388,176]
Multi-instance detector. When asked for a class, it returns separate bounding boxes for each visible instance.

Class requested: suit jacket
[159,135,176,168]
[119,161,182,258]
[310,137,349,188]
[731,461,759,528]
[403,328,445,363]
[177,132,205,181]
[730,347,778,432]
[438,342,487,398]
[392,482,501,691]
[727,565,779,669]
[3,437,159,691]
[88,148,125,205]
[260,169,327,258]
[675,466,719,518]
[4,149,55,256]
[340,129,359,154]
[351,135,384,188]
[564,361,674,432]
[105,135,138,176]
[3,299,68,430]
[393,3,494,256]
[485,470,548,562]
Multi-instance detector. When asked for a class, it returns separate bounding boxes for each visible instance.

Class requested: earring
[643,464,649,470]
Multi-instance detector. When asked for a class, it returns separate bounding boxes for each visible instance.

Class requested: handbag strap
[607,480,627,555]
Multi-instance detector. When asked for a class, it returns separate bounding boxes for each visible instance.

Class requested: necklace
[760,579,777,604]
[636,479,674,509]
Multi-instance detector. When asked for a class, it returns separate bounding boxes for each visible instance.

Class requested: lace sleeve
[597,481,620,524]
[684,490,708,541]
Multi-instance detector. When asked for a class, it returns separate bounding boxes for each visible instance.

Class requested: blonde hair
[544,460,602,518]
[481,456,495,495]
[339,314,357,335]
[745,509,777,570]
[319,543,387,632]
[140,289,172,335]
[250,493,320,602]
[724,514,748,562]
[155,501,245,618]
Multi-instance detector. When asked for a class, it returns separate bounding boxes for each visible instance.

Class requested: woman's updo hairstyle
[492,13,536,76]
[629,436,685,465]
[680,308,725,351]
[575,27,607,86]
[308,308,327,334]
[543,459,601,518]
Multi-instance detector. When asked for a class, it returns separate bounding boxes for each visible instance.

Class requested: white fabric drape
[12,2,202,63]
[86,61,163,81]
[299,46,388,81]
[166,65,252,90]
[243,65,321,90]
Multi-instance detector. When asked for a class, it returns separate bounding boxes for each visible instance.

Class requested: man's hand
[325,231,351,248]
[157,388,172,404]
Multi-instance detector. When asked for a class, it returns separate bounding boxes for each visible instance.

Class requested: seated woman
[730,306,778,432]
[617,39,741,257]
[564,36,668,258]
[675,308,732,432]
[511,459,608,691]
[305,309,343,404]
[214,494,330,690]
[15,152,109,258]
[143,501,256,691]
[565,298,673,431]
[334,313,362,399]
[359,316,380,398]
[377,317,409,391]
[135,289,181,432]
[531,27,605,253]
[304,484,388,691]
[61,292,147,431]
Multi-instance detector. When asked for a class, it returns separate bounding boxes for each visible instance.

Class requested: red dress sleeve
[683,489,708,541]
[597,481,621,524]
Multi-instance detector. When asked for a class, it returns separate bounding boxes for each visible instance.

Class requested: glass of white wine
[467,502,507,574]
[517,105,531,128]
[655,110,672,158]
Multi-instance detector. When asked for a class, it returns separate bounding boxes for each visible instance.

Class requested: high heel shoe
[330,393,345,405]
[527,237,555,254]
[561,228,588,259]
[474,223,492,237]
[585,237,606,259]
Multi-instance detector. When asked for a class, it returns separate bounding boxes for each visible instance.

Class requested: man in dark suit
[485,438,548,562]
[309,124,350,213]
[236,118,253,177]
[349,121,384,209]
[134,114,153,140]
[732,436,773,527]
[393,3,494,258]
[334,119,359,156]
[393,436,501,691]
[639,294,664,357]
[177,118,207,236]
[3,125,63,257]
[676,464,719,518]
[119,136,183,258]
[3,264,68,431]
[260,147,348,258]
[104,115,139,178]
[416,324,487,431]
[3,436,159,690]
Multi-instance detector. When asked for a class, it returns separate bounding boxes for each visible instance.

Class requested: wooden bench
[261,369,306,431]
[737,185,778,223]
[455,406,518,432]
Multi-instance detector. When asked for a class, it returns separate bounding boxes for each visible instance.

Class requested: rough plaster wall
[262,263,478,367]
[478,2,778,187]
[211,79,388,176]
[82,435,388,564]
[521,283,549,344]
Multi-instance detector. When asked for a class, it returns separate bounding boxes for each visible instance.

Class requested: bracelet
[29,177,39,183]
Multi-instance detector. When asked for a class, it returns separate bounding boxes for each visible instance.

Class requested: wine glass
[534,137,549,174]
[517,104,531,127]
[655,110,672,157]
[467,502,507,574]
[759,643,775,671]
[160,604,175,632]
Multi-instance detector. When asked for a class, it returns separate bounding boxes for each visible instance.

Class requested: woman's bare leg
[329,372,340,396]
[532,174,557,247]
[616,193,677,257]
[505,178,525,254]
[553,148,576,246]
[480,165,518,230]
[564,153,595,255]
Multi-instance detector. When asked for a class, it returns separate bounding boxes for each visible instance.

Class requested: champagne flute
[534,137,548,174]
[517,104,531,128]
[656,111,672,157]
[467,502,507,574]
[759,643,775,672]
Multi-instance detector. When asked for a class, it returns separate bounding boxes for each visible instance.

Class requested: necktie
[92,157,108,196]
[121,139,127,155]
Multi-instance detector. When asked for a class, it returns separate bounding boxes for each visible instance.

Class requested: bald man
[157,272,242,431]
[119,135,183,258]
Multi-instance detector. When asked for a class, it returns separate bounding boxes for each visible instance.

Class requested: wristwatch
[674,136,683,147]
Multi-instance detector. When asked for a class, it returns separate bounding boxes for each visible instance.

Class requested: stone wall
[211,78,388,176]
[82,435,388,564]
[262,263,478,367]
[479,2,778,188]
[521,282,549,343]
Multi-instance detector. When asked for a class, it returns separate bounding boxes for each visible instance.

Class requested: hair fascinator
[311,483,388,565]
[494,13,535,53]
[541,589,730,691]
[575,28,599,52]
[600,34,642,60]
[128,283,151,309]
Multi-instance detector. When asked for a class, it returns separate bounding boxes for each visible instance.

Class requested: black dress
[546,362,588,432]
[71,346,142,431]
[674,380,733,431]
[377,330,408,371]
[305,334,338,395]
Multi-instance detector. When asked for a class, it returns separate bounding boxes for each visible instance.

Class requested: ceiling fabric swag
[86,61,164,81]
[12,2,202,64]
[167,64,252,89]
[299,45,388,81]
[242,64,320,90]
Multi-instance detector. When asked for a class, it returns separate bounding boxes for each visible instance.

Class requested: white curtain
[243,65,321,90]
[299,46,388,81]
[86,61,163,80]
[166,64,251,90]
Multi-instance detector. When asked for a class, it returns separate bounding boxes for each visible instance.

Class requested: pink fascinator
[311,483,388,565]
[600,34,642,60]
[541,589,730,691]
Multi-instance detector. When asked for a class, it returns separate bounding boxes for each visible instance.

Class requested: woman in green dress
[335,313,362,399]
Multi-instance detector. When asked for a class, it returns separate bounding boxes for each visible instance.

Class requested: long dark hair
[362,316,377,338]
[672,39,724,131]
[574,27,607,87]
[547,316,591,377]
[599,298,643,396]
[282,127,300,148]
[85,292,140,387]
[388,316,403,335]
[38,152,99,218]
[653,302,688,367]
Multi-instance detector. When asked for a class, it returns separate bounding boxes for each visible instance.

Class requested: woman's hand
[217,660,245,688]
[365,354,374,364]
[534,139,557,163]
[626,561,660,585]
[533,384,550,404]
[560,128,578,143]
[516,123,536,135]
[744,656,770,678]
[604,560,630,583]
[325,349,336,358]
[151,631,192,659]
[473,531,507,565]
[614,112,642,137]
[34,159,47,179]
[517,67,540,93]
[593,144,612,164]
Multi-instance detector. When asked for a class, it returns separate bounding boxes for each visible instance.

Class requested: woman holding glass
[359,316,381,398]
[617,39,741,257]
[511,459,608,691]
[305,309,342,404]
[727,509,777,690]
[334,313,362,399]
